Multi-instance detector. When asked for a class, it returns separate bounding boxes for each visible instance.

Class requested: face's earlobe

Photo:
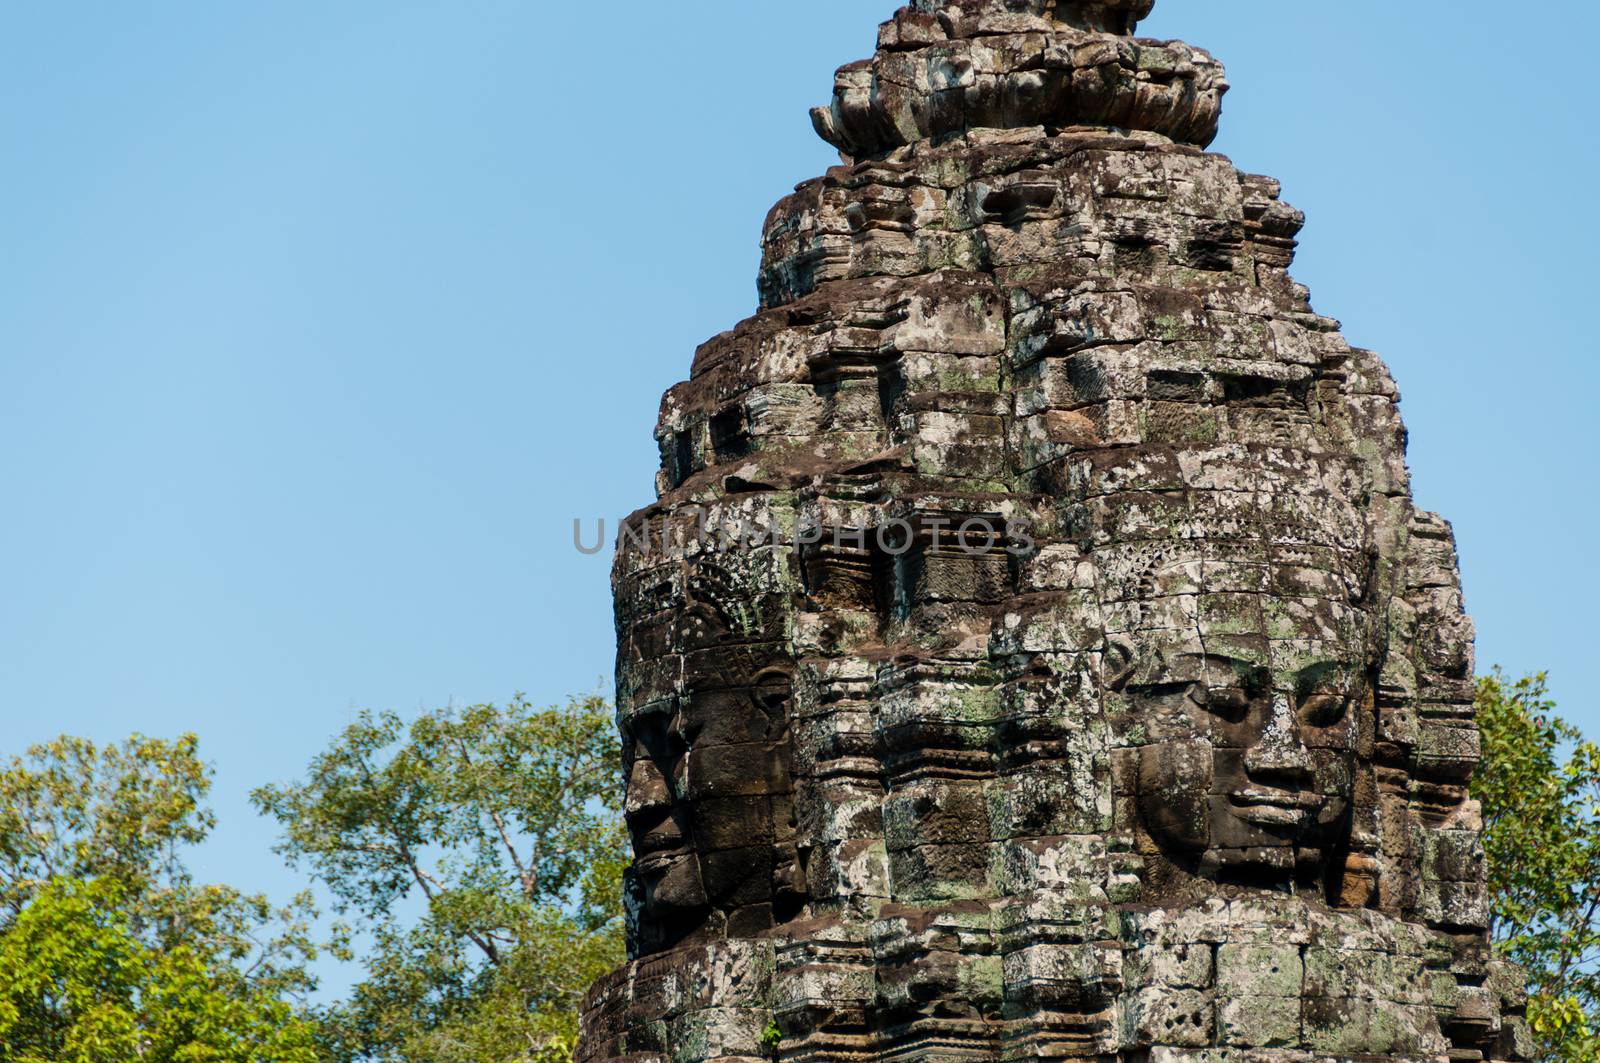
[1103,636,1137,693]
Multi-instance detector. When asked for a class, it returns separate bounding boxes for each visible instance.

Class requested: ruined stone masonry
[579,2,1529,1059]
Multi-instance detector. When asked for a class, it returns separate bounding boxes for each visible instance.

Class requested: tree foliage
[253,694,626,1062]
[1475,671,1600,1062]
[0,735,323,1062]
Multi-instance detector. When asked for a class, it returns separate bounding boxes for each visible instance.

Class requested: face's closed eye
[1298,692,1350,729]
[1194,659,1270,726]
[1294,663,1360,731]
[1200,685,1251,724]
[1124,658,1272,726]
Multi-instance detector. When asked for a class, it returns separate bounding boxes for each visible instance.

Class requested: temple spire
[581,3,1524,1060]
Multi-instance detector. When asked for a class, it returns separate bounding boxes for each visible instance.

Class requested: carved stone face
[624,707,702,921]
[1103,512,1371,883]
[1127,643,1362,880]
[619,557,806,951]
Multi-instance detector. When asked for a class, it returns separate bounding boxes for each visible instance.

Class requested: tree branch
[449,733,533,900]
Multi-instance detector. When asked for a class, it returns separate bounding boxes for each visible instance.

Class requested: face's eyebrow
[1130,651,1262,689]
[1129,649,1208,686]
[1294,660,1362,692]
[1193,655,1269,688]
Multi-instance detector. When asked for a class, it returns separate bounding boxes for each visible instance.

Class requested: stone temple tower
[580,1,1530,1059]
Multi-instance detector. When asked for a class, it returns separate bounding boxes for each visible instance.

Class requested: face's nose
[624,756,675,822]
[1243,691,1313,786]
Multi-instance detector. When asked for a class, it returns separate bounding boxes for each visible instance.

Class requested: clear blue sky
[3,1,1596,993]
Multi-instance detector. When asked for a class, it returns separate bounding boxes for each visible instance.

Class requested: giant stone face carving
[618,555,808,955]
[581,2,1529,1060]
[1091,451,1377,885]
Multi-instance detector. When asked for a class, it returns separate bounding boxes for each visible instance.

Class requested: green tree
[0,735,324,1062]
[1475,671,1600,1062]
[253,694,626,1062]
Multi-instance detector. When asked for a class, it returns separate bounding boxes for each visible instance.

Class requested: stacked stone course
[580,2,1528,1060]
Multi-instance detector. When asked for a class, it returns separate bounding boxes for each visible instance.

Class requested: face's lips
[1229,788,1322,827]
[635,846,692,875]
[629,815,688,858]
